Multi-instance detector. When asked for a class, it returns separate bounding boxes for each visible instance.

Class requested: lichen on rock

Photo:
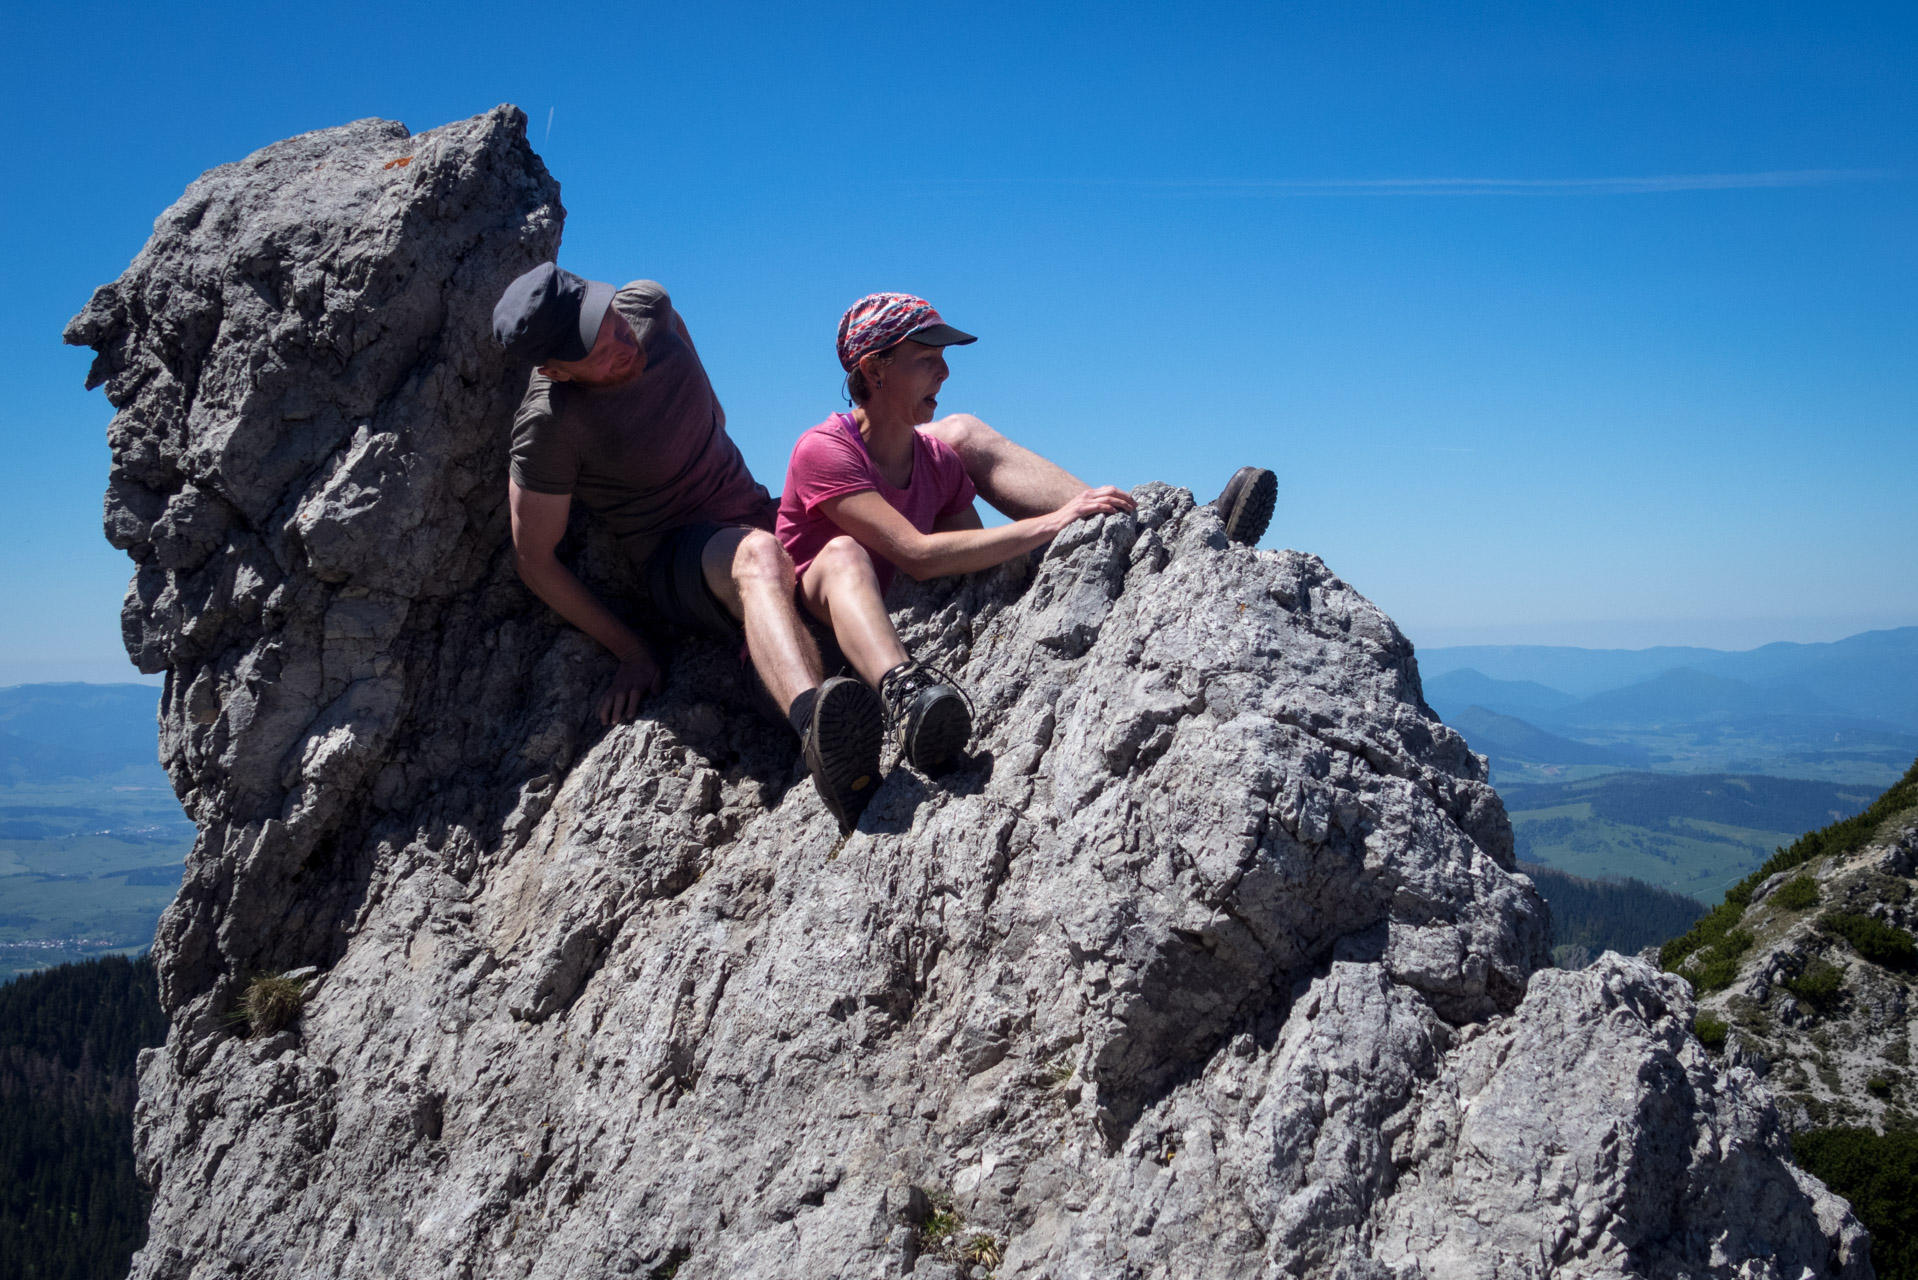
[69,106,1870,1279]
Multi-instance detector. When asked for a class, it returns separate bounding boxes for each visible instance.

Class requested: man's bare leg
[924,413,1100,520]
[929,411,1274,545]
[700,526,822,712]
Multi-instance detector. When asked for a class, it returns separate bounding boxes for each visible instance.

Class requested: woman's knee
[814,534,878,581]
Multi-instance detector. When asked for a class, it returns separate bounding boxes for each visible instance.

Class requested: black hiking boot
[1208,466,1277,546]
[880,660,973,774]
[802,676,885,832]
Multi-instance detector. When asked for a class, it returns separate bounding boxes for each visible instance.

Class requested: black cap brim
[904,322,977,348]
[576,280,616,358]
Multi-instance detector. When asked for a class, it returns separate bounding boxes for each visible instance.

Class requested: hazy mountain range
[1422,626,1918,727]
[0,683,165,784]
[1421,626,1918,787]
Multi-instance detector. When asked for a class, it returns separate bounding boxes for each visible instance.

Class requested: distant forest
[1522,862,1707,961]
[1502,771,1878,835]
[1,955,167,1280]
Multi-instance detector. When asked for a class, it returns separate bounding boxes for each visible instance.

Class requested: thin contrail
[1152,169,1884,196]
[545,107,554,147]
[903,169,1886,197]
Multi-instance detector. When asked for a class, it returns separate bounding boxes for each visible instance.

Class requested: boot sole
[806,678,884,832]
[1222,467,1277,546]
[904,691,972,774]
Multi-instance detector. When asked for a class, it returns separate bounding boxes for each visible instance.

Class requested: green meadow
[1501,771,1877,904]
[0,767,193,982]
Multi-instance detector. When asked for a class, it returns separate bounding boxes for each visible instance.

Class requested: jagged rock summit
[67,107,1869,1279]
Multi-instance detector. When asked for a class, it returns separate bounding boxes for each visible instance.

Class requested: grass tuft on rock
[963,1233,1003,1267]
[921,1205,960,1246]
[241,973,309,1037]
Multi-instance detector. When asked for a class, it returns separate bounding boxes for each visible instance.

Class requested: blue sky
[3,0,1913,684]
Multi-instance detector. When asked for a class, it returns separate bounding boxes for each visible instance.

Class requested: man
[498,264,888,831]
[493,264,1276,831]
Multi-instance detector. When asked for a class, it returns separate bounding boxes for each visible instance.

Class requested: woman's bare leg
[799,537,910,686]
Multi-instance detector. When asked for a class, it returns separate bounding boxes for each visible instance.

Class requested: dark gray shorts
[641,521,742,642]
[641,521,853,728]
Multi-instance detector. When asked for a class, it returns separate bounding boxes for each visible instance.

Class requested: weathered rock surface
[68,107,1870,1279]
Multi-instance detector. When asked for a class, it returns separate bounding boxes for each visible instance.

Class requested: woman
[776,293,1131,788]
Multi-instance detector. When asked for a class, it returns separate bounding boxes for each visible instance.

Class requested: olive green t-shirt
[509,280,775,566]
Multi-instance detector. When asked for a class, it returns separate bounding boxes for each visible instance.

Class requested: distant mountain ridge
[1420,629,1918,787]
[1444,706,1648,770]
[1421,643,1730,698]
[1558,667,1841,727]
[1421,626,1918,731]
[0,684,162,779]
[1419,669,1576,723]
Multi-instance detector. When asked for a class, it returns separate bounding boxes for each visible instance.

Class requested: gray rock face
[69,108,1869,1279]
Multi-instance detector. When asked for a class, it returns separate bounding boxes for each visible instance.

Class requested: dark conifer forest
[1,955,167,1280]
[1521,862,1708,961]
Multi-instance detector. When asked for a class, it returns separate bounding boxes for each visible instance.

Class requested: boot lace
[879,658,974,730]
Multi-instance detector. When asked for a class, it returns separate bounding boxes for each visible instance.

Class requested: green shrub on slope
[1793,1128,1918,1280]
[1773,877,1820,911]
[1820,912,1917,968]
[1692,1013,1729,1051]
[1783,958,1846,1008]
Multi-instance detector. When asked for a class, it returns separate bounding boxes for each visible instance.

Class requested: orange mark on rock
[382,156,413,170]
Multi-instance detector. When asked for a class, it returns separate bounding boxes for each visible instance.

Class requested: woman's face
[863,340,949,425]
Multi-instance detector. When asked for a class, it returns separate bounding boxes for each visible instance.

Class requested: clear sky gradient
[4,1,1913,684]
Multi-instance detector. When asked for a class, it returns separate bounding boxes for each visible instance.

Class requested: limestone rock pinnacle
[68,107,1869,1279]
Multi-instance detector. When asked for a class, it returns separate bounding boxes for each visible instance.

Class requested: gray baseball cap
[492,263,617,365]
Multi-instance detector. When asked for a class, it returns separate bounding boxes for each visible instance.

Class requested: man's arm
[820,485,1130,581]
[509,480,662,724]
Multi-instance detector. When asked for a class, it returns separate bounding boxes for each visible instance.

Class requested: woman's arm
[820,485,1131,581]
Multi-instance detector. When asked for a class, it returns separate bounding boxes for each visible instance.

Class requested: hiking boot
[880,660,973,774]
[802,676,885,832]
[1208,466,1277,546]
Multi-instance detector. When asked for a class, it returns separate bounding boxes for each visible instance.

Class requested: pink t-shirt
[777,413,978,592]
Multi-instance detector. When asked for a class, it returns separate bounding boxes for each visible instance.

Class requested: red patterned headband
[837,293,944,371]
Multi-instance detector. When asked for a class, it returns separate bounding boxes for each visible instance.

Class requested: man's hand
[598,645,664,725]
[512,481,666,723]
[1039,485,1135,538]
